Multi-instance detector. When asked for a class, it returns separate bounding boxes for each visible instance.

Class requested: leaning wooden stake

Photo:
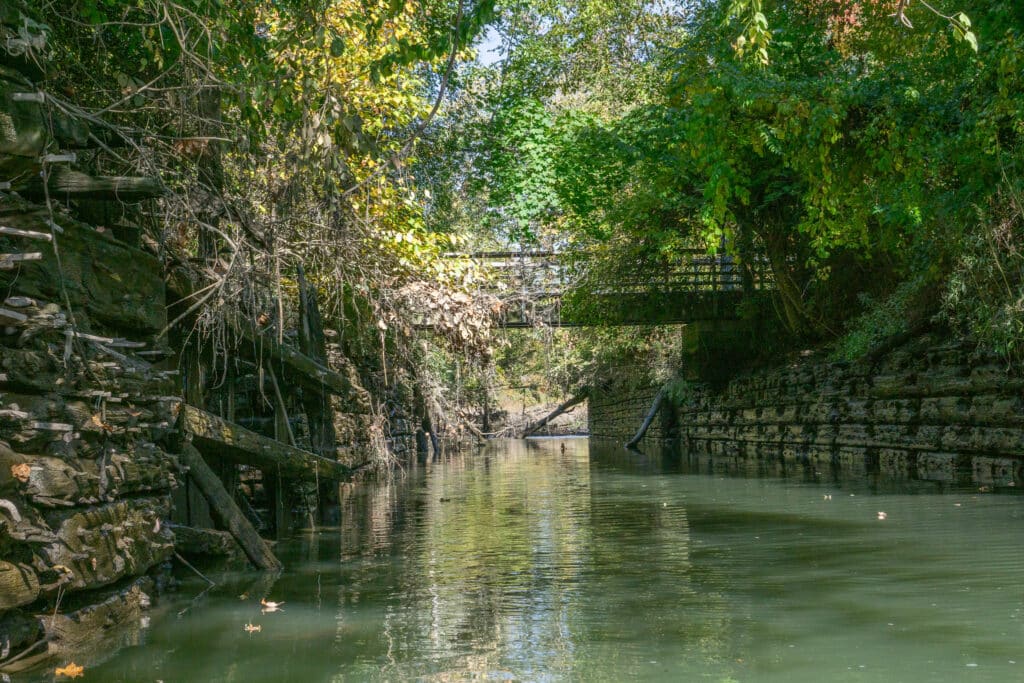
[520,392,587,438]
[625,388,664,449]
[176,443,282,571]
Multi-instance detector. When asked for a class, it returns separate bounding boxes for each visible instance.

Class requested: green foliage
[942,180,1024,366]
[830,277,933,361]
[541,1,1024,340]
[36,0,507,430]
[480,98,562,239]
[663,377,694,407]
[414,0,1024,395]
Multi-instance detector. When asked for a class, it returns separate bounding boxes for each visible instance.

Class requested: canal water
[62,438,1024,681]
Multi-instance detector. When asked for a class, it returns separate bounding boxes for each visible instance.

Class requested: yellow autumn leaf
[55,662,85,678]
[10,463,30,483]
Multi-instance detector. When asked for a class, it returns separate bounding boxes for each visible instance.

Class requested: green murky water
[52,439,1024,681]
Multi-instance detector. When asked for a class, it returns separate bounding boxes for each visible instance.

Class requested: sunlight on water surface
[45,438,1023,682]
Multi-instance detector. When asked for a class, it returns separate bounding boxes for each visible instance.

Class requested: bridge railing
[435,248,774,327]
[451,249,772,294]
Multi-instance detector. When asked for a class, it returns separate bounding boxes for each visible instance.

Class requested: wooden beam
[18,168,164,201]
[230,314,371,413]
[164,265,369,411]
[175,444,281,571]
[179,404,352,482]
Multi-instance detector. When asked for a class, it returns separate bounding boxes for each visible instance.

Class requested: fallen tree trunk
[520,392,587,438]
[176,443,281,571]
[625,388,664,449]
[461,418,486,444]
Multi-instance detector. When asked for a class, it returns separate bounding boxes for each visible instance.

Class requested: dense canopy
[24,0,1024,413]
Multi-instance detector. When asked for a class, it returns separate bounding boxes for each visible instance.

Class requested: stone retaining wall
[0,197,179,666]
[589,336,1024,487]
[588,373,667,442]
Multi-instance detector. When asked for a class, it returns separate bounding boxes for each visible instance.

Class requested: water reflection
[53,438,1024,682]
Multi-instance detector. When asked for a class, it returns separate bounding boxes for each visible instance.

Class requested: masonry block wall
[589,335,1024,486]
[588,371,666,442]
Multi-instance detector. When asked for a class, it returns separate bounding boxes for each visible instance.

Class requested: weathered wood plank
[0,226,52,241]
[229,314,371,413]
[175,443,281,571]
[179,404,352,482]
[16,168,164,202]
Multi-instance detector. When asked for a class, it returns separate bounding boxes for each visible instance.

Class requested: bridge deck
[416,249,771,329]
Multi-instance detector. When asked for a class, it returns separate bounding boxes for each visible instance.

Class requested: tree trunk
[625,388,664,449]
[520,392,587,438]
[760,228,811,335]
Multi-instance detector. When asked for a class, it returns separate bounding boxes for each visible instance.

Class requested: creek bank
[590,333,1024,488]
[0,6,451,672]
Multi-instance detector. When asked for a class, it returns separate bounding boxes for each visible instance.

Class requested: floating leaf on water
[260,598,284,613]
[55,662,84,678]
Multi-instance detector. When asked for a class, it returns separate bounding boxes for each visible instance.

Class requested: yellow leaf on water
[56,662,84,678]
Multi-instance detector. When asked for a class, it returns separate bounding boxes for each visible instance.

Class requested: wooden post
[297,265,340,522]
[482,384,491,434]
[182,341,205,408]
[265,469,291,541]
[274,470,292,538]
[267,370,295,539]
[196,86,224,263]
[185,476,213,529]
[177,444,281,571]
[297,267,338,456]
